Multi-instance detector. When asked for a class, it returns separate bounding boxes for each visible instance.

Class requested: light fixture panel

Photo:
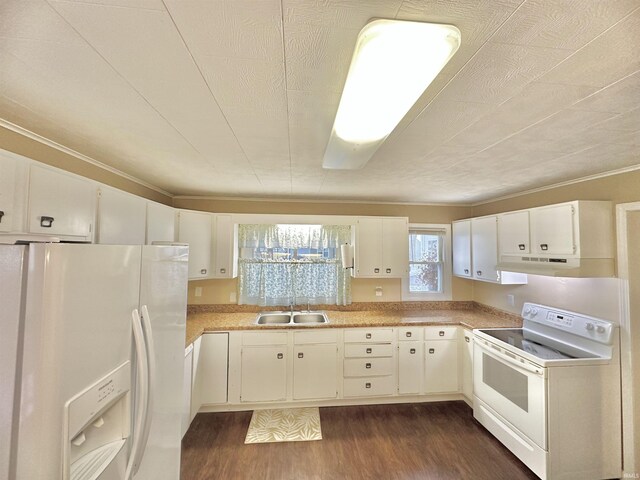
[323,20,461,170]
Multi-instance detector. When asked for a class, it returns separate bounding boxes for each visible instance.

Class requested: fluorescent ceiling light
[323,20,461,170]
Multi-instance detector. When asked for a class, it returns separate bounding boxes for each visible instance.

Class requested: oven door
[473,337,547,449]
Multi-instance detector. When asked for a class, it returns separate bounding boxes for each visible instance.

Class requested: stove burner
[479,328,575,360]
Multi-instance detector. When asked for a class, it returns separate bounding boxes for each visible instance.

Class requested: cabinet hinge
[571,206,575,215]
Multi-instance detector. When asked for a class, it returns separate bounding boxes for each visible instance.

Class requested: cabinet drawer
[344,344,394,358]
[398,327,423,341]
[344,358,394,377]
[242,331,288,346]
[343,376,395,397]
[425,327,458,340]
[294,330,337,345]
[344,328,394,343]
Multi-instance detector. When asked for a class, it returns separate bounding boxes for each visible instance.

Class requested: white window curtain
[237,224,352,306]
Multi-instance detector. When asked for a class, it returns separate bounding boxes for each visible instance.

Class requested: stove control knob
[586,323,595,331]
[524,306,532,315]
[596,325,605,334]
[531,308,538,316]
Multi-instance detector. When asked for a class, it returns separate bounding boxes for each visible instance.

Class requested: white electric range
[473,303,621,480]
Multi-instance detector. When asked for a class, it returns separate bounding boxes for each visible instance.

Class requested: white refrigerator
[0,242,188,480]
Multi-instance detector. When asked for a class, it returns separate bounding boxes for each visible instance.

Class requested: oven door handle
[476,340,545,377]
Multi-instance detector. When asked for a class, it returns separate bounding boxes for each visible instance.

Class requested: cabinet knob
[405,332,412,338]
[40,216,54,228]
[297,352,304,359]
[410,348,416,354]
[540,244,548,251]
[386,268,391,273]
[518,244,525,250]
[429,348,435,354]
[465,337,470,343]
[464,269,469,274]
[200,269,207,275]
[277,353,283,359]
[366,348,372,354]
[0,211,4,223]
[365,363,372,369]
[439,331,445,337]
[365,382,371,389]
[476,270,482,276]
[374,268,380,273]
[220,268,226,274]
[366,333,372,339]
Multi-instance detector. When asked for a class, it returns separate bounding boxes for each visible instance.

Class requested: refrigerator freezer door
[134,246,188,479]
[14,244,142,480]
[0,245,26,479]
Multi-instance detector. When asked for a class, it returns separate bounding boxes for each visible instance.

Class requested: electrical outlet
[230,291,237,303]
[194,287,203,297]
[507,294,515,307]
[375,286,383,297]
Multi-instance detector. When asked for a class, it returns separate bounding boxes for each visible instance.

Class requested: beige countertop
[185,308,522,346]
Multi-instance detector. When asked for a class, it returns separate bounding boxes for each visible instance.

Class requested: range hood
[498,256,615,278]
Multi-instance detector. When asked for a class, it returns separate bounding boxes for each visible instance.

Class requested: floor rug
[244,407,322,444]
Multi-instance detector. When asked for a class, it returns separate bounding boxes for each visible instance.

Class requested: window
[402,224,451,301]
[237,224,351,306]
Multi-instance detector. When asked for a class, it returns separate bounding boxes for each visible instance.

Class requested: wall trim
[0,117,174,198]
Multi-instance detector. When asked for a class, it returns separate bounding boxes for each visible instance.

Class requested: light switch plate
[507,294,515,306]
[375,286,383,297]
[194,287,203,297]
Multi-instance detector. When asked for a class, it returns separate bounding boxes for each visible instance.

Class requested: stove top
[479,328,593,361]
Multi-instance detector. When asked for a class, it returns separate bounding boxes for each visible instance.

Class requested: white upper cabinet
[354,217,408,278]
[177,210,213,279]
[28,165,96,241]
[0,152,28,233]
[96,186,146,245]
[146,201,175,245]
[498,211,530,255]
[531,203,576,255]
[213,214,237,278]
[452,220,471,278]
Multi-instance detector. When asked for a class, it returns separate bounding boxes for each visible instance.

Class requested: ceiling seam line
[44,0,215,171]
[278,0,294,195]
[161,0,264,186]
[51,0,162,13]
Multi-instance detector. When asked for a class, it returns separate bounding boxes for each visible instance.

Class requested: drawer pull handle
[40,216,54,228]
[0,211,4,223]
[465,337,470,343]
[464,268,469,274]
[518,244,525,250]
[365,363,371,369]
[277,353,283,359]
[366,348,372,354]
[386,268,391,273]
[298,352,304,359]
[200,268,207,275]
[374,268,380,273]
[410,348,416,354]
[220,268,226,274]
[405,332,412,338]
[540,244,548,251]
[366,333,372,339]
[365,382,371,389]
[429,348,435,354]
[476,270,482,276]
[439,331,445,337]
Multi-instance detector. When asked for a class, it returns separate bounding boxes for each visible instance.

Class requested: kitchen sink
[255,311,328,325]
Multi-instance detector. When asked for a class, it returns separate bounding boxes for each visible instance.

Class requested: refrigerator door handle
[136,305,157,471]
[125,309,149,480]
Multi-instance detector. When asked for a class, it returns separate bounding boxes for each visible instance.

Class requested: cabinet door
[97,187,146,245]
[382,217,408,277]
[178,210,212,279]
[198,333,229,405]
[28,165,95,239]
[498,211,530,255]
[213,214,237,278]
[182,345,193,437]
[398,341,423,395]
[452,220,471,277]
[531,203,576,255]
[355,217,383,277]
[0,153,28,233]
[424,340,459,394]
[146,202,175,244]
[471,216,499,282]
[293,344,337,400]
[241,346,287,402]
[190,337,201,421]
[461,331,474,400]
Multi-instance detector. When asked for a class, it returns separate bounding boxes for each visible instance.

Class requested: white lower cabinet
[343,328,396,398]
[293,344,337,400]
[182,344,193,438]
[241,345,287,402]
[398,342,424,394]
[190,337,202,422]
[461,329,474,401]
[424,335,459,394]
[198,333,229,405]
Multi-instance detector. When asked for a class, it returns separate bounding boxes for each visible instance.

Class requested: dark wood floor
[181,401,539,480]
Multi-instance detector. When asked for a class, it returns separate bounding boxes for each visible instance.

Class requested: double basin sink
[256,311,328,325]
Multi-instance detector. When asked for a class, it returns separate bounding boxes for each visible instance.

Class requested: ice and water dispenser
[63,362,132,480]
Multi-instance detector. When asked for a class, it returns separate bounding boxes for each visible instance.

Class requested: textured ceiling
[0,0,639,203]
